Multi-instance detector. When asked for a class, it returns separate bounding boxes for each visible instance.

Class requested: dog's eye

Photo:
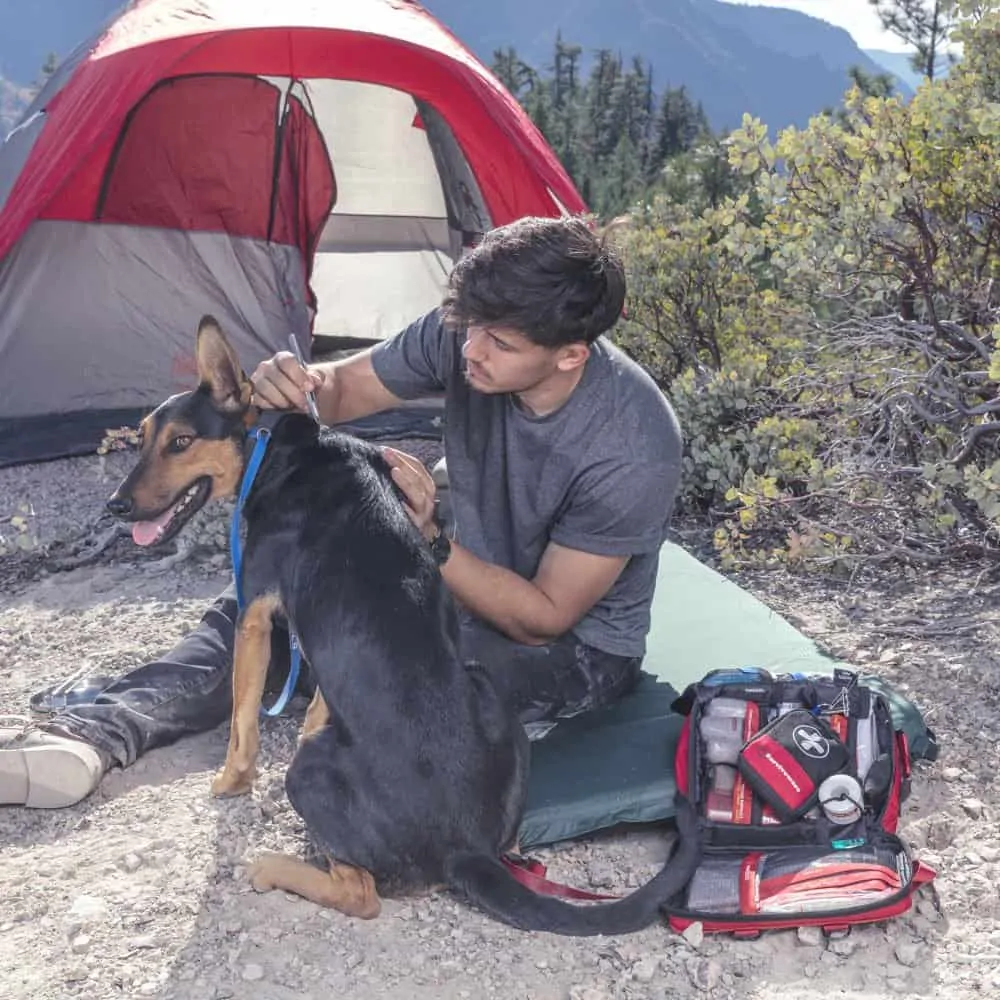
[168,435,194,454]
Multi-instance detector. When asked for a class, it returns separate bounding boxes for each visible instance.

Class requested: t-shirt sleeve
[369,307,456,399]
[549,450,682,558]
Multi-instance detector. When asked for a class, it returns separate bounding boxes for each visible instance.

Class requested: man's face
[461,324,565,395]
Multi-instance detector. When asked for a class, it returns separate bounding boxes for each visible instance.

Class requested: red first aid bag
[660,666,936,937]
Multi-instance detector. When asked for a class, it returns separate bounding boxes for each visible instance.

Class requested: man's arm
[438,539,628,646]
[251,310,452,424]
[383,448,628,645]
[251,347,405,425]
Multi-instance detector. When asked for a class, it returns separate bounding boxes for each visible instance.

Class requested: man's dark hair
[441,216,627,348]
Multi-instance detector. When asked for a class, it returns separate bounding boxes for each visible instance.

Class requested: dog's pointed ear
[195,316,252,412]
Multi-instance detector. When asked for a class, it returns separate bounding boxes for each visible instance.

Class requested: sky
[723,0,910,52]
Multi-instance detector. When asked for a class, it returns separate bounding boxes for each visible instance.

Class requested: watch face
[431,531,451,565]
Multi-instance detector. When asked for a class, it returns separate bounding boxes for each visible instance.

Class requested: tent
[0,0,586,467]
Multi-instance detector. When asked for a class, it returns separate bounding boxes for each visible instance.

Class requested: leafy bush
[615,3,1000,571]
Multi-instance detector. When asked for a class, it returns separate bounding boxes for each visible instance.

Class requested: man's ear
[556,342,591,373]
[195,315,252,411]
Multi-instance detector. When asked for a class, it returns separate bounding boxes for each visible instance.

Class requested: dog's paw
[210,767,254,798]
[248,854,284,894]
[247,851,292,892]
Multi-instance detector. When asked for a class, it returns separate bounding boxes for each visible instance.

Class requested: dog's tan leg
[211,593,282,797]
[249,852,381,919]
[299,688,329,744]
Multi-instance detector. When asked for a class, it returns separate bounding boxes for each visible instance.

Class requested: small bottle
[700,714,743,765]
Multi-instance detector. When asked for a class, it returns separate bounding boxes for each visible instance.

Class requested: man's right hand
[250,352,328,412]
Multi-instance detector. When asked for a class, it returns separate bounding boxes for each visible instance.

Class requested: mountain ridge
[0,0,911,137]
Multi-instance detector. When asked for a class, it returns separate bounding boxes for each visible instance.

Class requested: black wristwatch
[428,516,452,566]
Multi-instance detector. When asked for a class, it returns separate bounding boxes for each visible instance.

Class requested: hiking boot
[0,717,104,808]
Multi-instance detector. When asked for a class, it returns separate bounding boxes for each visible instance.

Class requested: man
[0,215,683,809]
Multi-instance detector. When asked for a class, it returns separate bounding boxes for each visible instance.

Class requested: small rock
[681,922,704,950]
[13,902,47,923]
[980,845,1000,863]
[960,798,985,820]
[689,958,722,992]
[586,861,616,889]
[908,914,939,939]
[70,934,91,954]
[894,942,921,967]
[568,988,609,1000]
[632,958,657,983]
[941,767,963,783]
[345,953,363,971]
[67,895,107,922]
[63,965,89,983]
[535,959,549,970]
[138,983,158,997]
[796,925,823,947]
[127,934,158,950]
[802,963,819,979]
[122,853,143,872]
[242,963,265,982]
[878,649,903,664]
[829,936,858,957]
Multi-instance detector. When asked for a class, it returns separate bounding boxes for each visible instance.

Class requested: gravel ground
[2,447,999,1000]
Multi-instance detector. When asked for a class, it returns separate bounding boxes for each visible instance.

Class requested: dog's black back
[241,414,528,893]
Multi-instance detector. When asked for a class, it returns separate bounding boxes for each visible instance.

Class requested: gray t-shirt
[370,309,683,657]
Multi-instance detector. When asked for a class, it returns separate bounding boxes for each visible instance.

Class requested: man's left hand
[382,447,438,540]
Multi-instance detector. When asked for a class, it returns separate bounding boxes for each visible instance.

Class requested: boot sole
[0,742,101,808]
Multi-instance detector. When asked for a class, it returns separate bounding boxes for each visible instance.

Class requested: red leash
[501,853,622,902]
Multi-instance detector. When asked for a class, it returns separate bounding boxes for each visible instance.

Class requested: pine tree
[868,0,957,80]
[494,39,719,217]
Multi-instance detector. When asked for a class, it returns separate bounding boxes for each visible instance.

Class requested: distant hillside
[0,75,34,136]
[864,48,952,91]
[0,0,121,84]
[422,0,910,131]
[0,0,909,135]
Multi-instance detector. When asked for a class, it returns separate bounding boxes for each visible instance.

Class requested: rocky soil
[1,447,999,1000]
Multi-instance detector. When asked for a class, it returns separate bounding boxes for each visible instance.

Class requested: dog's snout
[106,495,133,518]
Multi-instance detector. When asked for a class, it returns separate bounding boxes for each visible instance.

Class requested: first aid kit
[660,666,936,936]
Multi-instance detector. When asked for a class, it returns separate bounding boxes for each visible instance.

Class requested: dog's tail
[444,803,701,937]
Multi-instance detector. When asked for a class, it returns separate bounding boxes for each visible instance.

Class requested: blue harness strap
[230,426,302,717]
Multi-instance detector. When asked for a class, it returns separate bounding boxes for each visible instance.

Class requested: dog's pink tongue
[131,508,175,547]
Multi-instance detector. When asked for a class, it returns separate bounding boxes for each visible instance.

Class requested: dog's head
[107,315,255,547]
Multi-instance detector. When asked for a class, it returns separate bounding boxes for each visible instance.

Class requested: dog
[106,315,698,934]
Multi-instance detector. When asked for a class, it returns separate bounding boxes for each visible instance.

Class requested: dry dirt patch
[1,452,999,1000]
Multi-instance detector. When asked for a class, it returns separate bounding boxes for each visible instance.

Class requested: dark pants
[47,585,642,770]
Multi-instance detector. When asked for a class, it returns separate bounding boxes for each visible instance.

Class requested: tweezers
[287,333,323,426]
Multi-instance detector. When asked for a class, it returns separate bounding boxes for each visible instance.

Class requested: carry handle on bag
[660,666,937,937]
